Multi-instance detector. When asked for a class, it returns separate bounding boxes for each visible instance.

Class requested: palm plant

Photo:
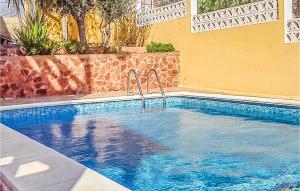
[14,13,59,55]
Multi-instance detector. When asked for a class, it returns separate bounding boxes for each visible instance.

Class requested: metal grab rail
[127,69,145,109]
[147,69,166,108]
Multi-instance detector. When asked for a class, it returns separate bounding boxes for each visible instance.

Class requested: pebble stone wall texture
[0,53,180,98]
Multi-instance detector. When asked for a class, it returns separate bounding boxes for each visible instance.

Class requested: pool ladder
[127,69,166,109]
[147,69,166,109]
[127,69,145,109]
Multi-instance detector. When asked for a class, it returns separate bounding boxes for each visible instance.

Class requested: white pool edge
[0,123,131,191]
[0,91,299,112]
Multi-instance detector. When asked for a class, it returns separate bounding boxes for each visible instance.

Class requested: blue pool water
[1,96,300,191]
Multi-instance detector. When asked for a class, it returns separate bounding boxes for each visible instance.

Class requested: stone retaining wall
[0,52,180,98]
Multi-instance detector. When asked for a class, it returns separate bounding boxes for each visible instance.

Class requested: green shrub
[198,0,261,13]
[61,40,89,54]
[14,14,59,55]
[156,0,180,7]
[146,42,175,53]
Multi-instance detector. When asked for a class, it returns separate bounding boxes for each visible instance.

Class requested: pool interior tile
[1,96,299,125]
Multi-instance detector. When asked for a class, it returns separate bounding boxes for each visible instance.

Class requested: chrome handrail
[147,69,166,108]
[127,69,145,109]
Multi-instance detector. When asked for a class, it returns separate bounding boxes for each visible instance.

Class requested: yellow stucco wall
[44,10,103,43]
[148,0,300,99]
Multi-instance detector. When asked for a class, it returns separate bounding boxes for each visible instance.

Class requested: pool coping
[1,91,299,191]
[0,123,131,191]
[0,91,299,112]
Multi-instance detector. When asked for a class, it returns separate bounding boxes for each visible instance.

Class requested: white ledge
[0,124,131,191]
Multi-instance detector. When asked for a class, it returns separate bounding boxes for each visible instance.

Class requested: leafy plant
[54,0,94,43]
[197,0,261,13]
[95,0,134,47]
[146,42,175,53]
[293,0,300,18]
[14,14,59,55]
[155,0,181,7]
[9,0,94,43]
[61,40,89,54]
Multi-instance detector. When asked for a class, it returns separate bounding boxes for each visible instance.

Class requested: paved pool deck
[1,89,299,191]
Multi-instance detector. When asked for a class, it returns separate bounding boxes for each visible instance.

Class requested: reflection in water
[83,118,167,184]
[24,116,167,186]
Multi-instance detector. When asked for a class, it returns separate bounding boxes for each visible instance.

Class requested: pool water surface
[1,97,299,191]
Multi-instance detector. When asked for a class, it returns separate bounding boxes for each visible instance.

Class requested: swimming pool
[1,96,299,191]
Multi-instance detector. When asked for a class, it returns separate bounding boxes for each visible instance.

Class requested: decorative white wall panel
[286,18,300,42]
[136,0,187,27]
[0,0,18,16]
[191,0,278,32]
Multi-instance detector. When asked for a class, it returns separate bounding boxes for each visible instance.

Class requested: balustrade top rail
[136,0,187,26]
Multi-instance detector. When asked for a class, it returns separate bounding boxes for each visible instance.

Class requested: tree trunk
[75,16,87,43]
[102,22,111,47]
[61,15,68,40]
